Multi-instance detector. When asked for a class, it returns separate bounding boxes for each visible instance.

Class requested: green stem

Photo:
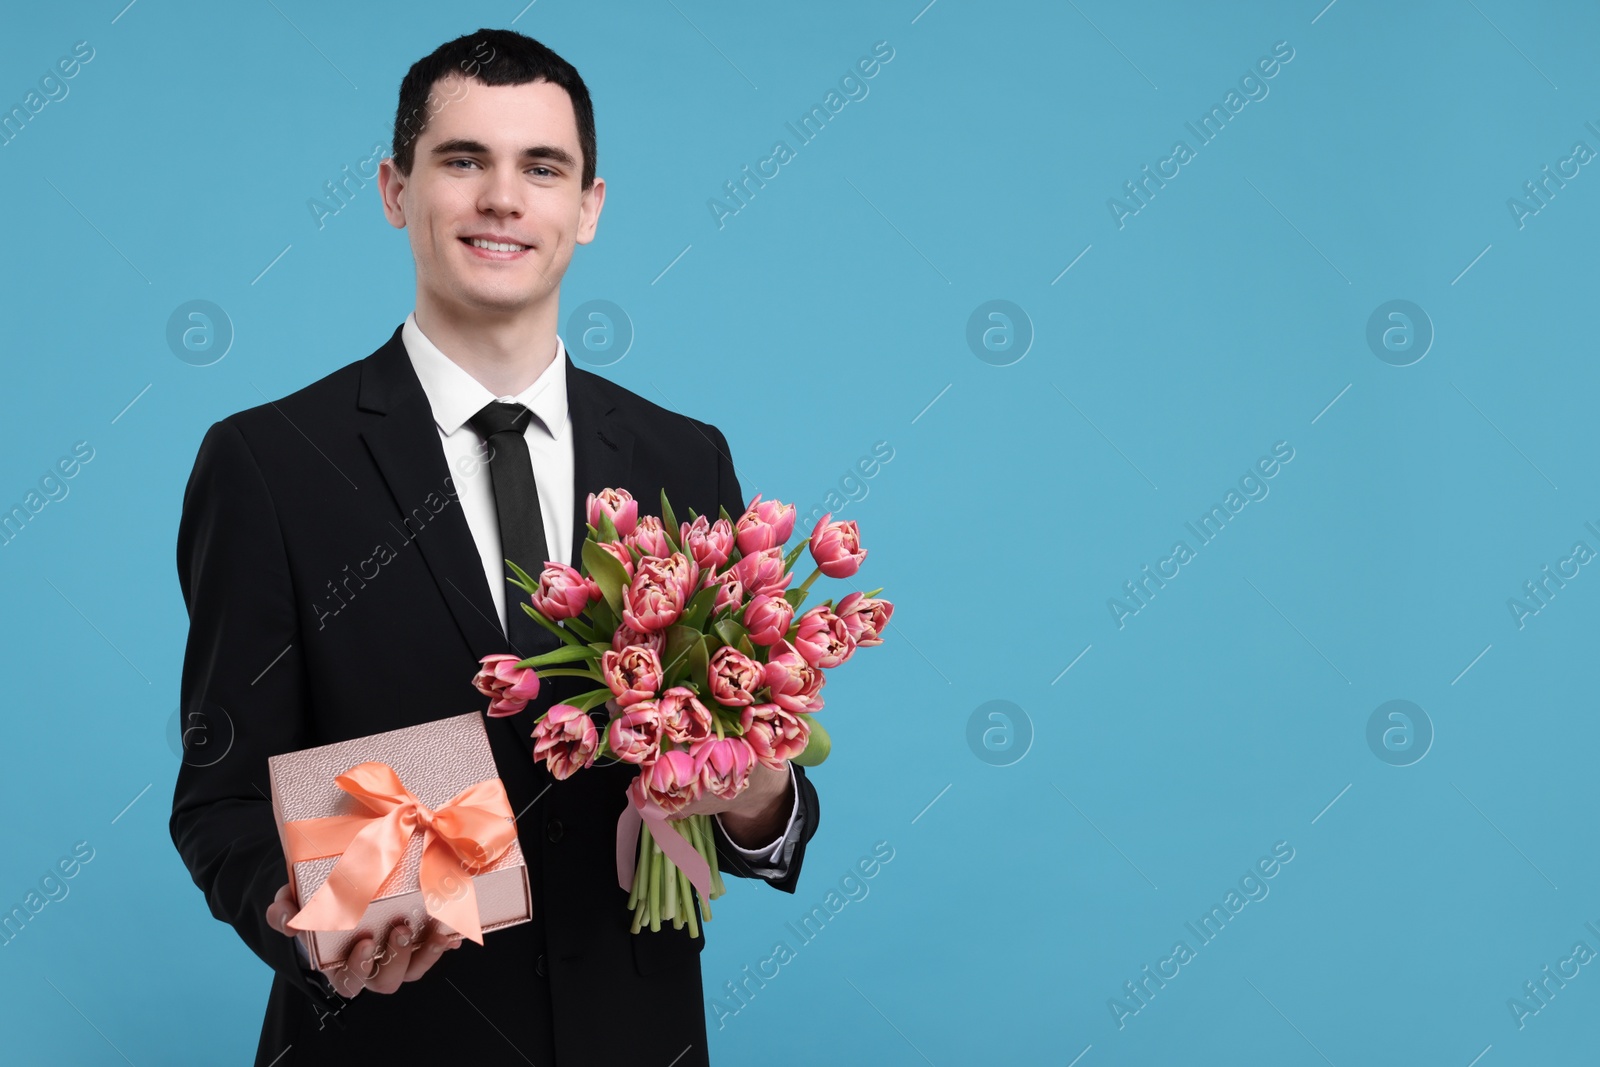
[686,815,723,904]
[524,605,586,647]
[648,835,663,932]
[532,668,605,681]
[662,836,679,922]
[630,832,650,934]
[677,863,697,936]
[627,824,649,910]
[705,815,727,897]
[571,686,616,713]
[795,566,823,597]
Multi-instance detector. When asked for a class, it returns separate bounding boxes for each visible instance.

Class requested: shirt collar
[401,310,569,440]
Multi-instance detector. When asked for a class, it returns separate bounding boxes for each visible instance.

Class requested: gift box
[267,710,532,973]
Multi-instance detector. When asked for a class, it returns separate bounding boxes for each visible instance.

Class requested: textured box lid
[266,710,531,970]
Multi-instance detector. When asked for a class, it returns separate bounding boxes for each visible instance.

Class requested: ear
[378,157,408,230]
[575,176,606,246]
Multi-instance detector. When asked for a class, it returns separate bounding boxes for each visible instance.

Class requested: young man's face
[379,74,604,317]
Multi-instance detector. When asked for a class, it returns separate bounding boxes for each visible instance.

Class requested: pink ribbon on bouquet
[616,792,713,900]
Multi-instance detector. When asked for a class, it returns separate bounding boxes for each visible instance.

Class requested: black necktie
[467,400,552,658]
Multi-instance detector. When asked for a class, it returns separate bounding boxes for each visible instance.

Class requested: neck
[413,292,560,397]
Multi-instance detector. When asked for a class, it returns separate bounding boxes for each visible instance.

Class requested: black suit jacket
[169,323,820,1066]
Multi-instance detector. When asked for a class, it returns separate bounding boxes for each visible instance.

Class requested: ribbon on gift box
[282,761,517,945]
[615,787,713,901]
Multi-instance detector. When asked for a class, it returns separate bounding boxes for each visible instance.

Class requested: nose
[477,162,523,216]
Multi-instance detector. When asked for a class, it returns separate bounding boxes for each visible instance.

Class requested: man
[170,28,819,1066]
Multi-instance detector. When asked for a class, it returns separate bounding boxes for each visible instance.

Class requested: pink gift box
[267,710,532,973]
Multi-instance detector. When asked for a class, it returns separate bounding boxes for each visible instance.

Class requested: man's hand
[675,764,793,831]
[266,882,461,999]
[604,697,795,847]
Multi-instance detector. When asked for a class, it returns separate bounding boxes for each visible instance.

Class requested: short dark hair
[391,28,597,189]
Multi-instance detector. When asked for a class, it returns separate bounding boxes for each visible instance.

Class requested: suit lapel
[565,358,635,570]
[357,326,507,663]
[356,325,636,758]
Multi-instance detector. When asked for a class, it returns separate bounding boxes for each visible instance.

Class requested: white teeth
[468,238,529,252]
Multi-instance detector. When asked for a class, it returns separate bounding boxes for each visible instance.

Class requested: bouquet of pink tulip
[468,488,892,936]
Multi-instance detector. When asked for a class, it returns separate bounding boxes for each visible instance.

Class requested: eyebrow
[430,138,577,169]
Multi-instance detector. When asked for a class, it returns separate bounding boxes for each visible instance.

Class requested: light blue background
[2,1,1597,1063]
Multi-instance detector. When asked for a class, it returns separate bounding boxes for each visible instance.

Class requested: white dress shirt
[400,310,801,874]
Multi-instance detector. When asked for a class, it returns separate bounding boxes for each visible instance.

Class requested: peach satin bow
[283,761,517,944]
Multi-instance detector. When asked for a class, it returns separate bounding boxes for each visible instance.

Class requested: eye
[446,158,479,170]
[529,165,556,178]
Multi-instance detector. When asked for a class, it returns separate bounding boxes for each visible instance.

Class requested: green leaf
[721,705,746,729]
[680,584,719,631]
[583,538,630,615]
[712,618,748,649]
[791,715,830,766]
[597,510,619,545]
[660,490,682,553]
[782,539,809,573]
[520,602,585,647]
[783,587,809,611]
[661,624,702,685]
[571,686,616,713]
[505,558,540,595]
[737,634,757,659]
[518,643,600,668]
[863,586,884,599]
[685,635,710,690]
[586,596,619,634]
[563,616,601,643]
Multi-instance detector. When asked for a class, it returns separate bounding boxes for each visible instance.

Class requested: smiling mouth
[463,237,532,252]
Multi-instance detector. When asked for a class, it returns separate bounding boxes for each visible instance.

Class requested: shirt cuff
[715,762,802,865]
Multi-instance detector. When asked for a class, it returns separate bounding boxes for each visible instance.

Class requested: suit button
[536,953,547,978]
[546,818,564,843]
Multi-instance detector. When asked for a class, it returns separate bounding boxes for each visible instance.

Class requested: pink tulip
[707,645,763,707]
[646,551,700,604]
[472,653,540,717]
[628,749,704,816]
[680,514,735,572]
[601,645,663,706]
[531,562,599,621]
[735,494,797,555]
[658,685,714,745]
[622,560,686,632]
[743,703,810,768]
[607,700,664,765]
[625,515,671,559]
[762,640,825,714]
[587,487,638,537]
[743,593,794,647]
[809,513,867,578]
[532,704,598,780]
[732,547,791,599]
[836,591,893,647]
[692,735,756,800]
[598,539,636,580]
[794,605,856,668]
[704,569,746,616]
[612,623,666,657]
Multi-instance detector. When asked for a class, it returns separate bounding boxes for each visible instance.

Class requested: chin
[457,287,540,313]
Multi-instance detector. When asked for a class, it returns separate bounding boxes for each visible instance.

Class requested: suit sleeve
[169,419,345,1016]
[701,421,821,895]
